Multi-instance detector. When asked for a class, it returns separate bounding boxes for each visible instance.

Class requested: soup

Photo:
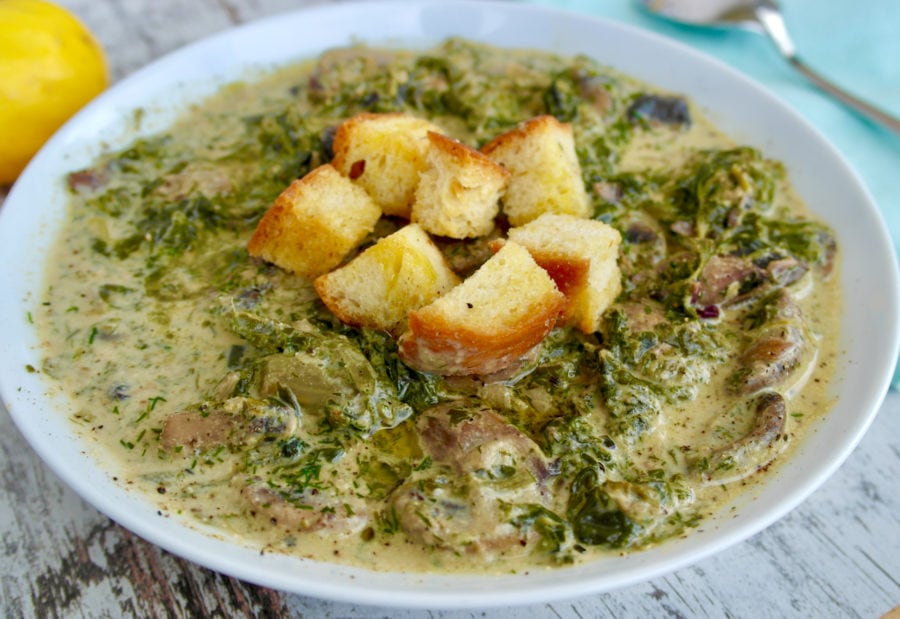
[37,39,839,574]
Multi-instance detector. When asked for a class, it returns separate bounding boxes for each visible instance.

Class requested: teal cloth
[525,0,900,388]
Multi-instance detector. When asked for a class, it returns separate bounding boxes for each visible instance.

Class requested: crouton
[331,112,443,218]
[314,223,460,333]
[398,241,565,376]
[504,213,622,333]
[480,115,591,226]
[411,132,510,239]
[247,164,381,278]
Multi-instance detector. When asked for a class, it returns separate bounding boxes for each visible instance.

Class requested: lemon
[0,0,109,185]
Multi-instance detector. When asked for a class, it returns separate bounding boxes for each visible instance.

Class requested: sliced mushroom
[694,391,789,484]
[391,471,538,557]
[416,403,549,481]
[67,167,108,192]
[693,254,765,307]
[390,403,552,557]
[627,94,691,127]
[575,71,613,115]
[154,164,233,200]
[254,345,413,434]
[160,397,298,453]
[614,300,667,334]
[730,327,804,395]
[160,409,237,451]
[727,291,807,395]
[757,254,808,288]
[618,212,669,279]
[241,482,368,534]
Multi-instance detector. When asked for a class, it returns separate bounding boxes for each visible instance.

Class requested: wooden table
[2,1,898,616]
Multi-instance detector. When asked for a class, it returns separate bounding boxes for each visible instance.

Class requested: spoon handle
[787,57,900,135]
[755,4,900,136]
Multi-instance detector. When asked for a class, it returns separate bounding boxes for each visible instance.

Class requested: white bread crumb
[481,115,591,226]
[398,241,565,375]
[247,164,381,278]
[411,131,510,239]
[331,112,443,218]
[314,223,460,334]
[505,212,622,333]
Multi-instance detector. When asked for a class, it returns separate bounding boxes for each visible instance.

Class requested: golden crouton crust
[510,246,591,298]
[247,164,381,278]
[411,131,510,239]
[505,213,622,333]
[400,300,563,376]
[398,242,565,375]
[480,115,591,226]
[489,238,591,324]
[331,112,442,218]
[314,223,460,334]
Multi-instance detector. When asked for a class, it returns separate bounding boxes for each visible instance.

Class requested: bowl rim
[1,0,898,609]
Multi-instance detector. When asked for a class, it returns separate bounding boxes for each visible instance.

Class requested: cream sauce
[36,40,840,575]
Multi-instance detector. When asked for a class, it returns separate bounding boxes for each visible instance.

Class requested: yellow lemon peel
[0,0,109,184]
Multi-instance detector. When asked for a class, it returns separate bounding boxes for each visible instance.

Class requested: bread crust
[247,164,381,278]
[523,251,591,298]
[400,297,563,375]
[411,131,509,239]
[314,223,460,334]
[398,241,565,375]
[480,115,590,226]
[331,112,442,218]
[504,213,622,333]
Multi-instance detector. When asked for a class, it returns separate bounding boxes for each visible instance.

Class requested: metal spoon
[639,0,900,135]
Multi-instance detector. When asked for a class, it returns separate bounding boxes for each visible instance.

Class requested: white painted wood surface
[1,0,898,616]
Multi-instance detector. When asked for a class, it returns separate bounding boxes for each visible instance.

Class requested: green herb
[567,467,638,549]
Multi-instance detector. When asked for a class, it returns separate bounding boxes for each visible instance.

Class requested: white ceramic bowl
[1,0,898,609]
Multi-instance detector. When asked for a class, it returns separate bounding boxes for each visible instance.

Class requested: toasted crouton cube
[247,164,381,278]
[314,223,460,334]
[505,213,622,333]
[481,115,591,226]
[411,132,510,239]
[398,241,565,376]
[331,112,443,218]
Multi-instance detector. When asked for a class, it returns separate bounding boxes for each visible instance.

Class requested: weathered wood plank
[1,336,896,618]
[1,0,898,617]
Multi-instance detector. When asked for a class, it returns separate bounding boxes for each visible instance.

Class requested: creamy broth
[38,40,839,574]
